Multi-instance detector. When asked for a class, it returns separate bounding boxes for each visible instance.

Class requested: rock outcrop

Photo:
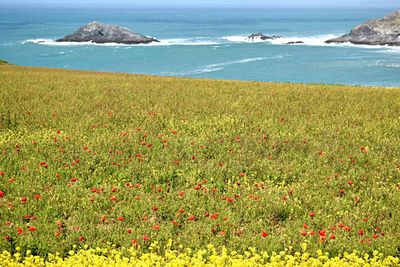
[286,41,304,45]
[57,22,159,44]
[248,33,280,41]
[326,10,400,46]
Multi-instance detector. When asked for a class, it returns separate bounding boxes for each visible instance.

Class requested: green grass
[0,64,399,257]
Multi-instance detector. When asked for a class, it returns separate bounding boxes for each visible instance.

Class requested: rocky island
[326,10,400,46]
[57,21,159,44]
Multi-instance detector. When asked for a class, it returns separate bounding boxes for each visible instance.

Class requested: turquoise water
[1,7,399,86]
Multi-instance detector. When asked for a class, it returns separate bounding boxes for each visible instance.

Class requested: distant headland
[326,10,400,46]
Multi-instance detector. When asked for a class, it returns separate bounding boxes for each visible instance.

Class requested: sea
[1,7,400,87]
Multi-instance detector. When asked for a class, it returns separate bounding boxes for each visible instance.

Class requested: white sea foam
[165,56,280,76]
[166,67,224,76]
[23,38,219,47]
[205,57,271,68]
[372,60,400,68]
[269,34,338,46]
[23,35,400,54]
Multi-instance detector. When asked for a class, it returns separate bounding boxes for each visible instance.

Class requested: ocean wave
[164,56,281,76]
[164,67,224,76]
[23,38,220,47]
[220,34,400,52]
[372,60,400,68]
[23,36,400,53]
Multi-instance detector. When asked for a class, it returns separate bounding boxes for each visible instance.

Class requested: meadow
[0,62,399,265]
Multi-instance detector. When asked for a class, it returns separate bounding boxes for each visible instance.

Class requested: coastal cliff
[326,10,400,46]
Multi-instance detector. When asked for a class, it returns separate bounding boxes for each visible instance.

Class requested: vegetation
[1,243,399,266]
[0,59,8,65]
[0,64,399,263]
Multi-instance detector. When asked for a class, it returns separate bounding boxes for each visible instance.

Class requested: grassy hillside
[0,64,399,260]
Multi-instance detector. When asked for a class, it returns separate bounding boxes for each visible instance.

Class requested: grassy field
[0,63,399,264]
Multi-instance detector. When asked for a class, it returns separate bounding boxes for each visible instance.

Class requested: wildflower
[358,229,364,235]
[17,227,23,235]
[211,213,219,219]
[28,226,36,232]
[261,231,268,237]
[0,191,4,198]
[309,211,315,217]
[20,197,27,204]
[143,235,150,241]
[319,230,326,237]
[116,216,124,222]
[188,215,196,221]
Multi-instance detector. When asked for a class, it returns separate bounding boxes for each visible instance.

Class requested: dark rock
[286,41,304,45]
[57,21,159,44]
[248,33,281,41]
[326,10,400,46]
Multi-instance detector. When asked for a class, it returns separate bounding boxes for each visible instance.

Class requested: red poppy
[358,229,364,235]
[34,194,42,200]
[28,226,36,232]
[20,197,27,204]
[319,230,326,237]
[329,234,336,239]
[116,216,124,221]
[211,213,219,219]
[225,197,234,203]
[261,231,268,237]
[309,211,315,217]
[17,227,23,235]
[188,215,196,221]
[143,235,150,241]
[0,191,4,198]
[372,233,379,239]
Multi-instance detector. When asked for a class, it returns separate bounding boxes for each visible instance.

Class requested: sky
[1,0,398,8]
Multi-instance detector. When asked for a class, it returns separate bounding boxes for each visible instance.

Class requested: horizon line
[0,3,399,9]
